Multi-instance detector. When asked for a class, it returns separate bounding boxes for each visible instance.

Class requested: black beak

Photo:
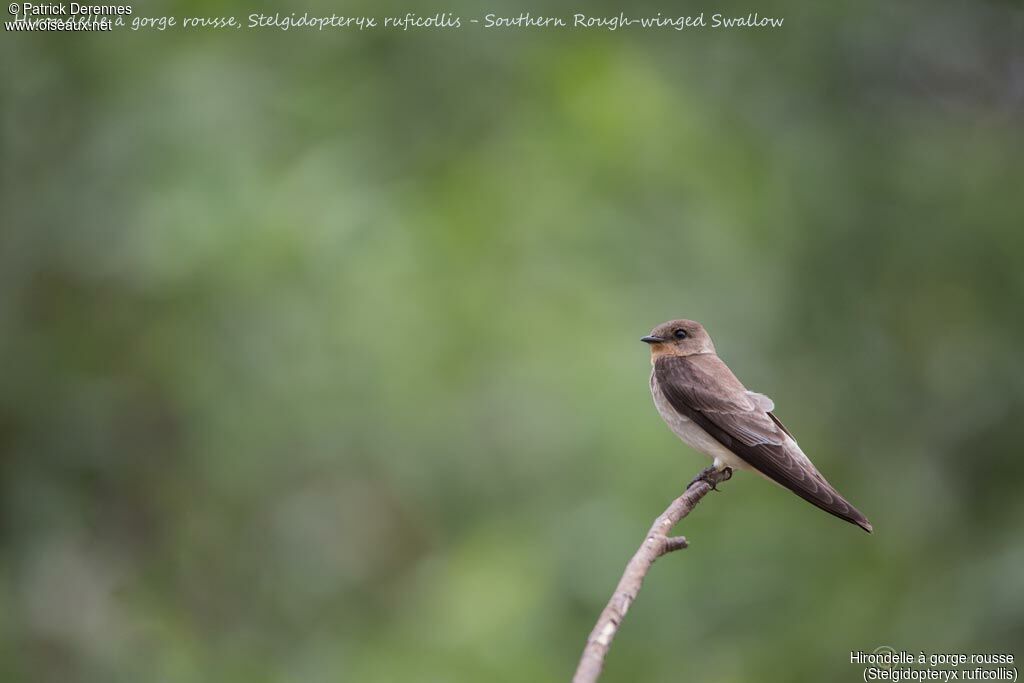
[641,335,665,344]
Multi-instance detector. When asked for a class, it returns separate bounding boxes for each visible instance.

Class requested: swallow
[643,319,872,532]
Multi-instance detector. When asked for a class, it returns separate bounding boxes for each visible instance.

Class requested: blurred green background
[3,0,1023,681]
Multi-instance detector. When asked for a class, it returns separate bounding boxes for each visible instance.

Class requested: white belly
[650,371,752,472]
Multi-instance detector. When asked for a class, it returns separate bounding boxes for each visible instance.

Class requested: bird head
[641,319,716,357]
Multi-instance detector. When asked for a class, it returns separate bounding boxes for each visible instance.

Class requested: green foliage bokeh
[2,1,1023,681]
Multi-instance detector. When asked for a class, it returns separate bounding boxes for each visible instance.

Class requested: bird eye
[673,329,688,339]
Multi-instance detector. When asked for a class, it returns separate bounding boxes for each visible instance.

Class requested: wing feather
[654,355,872,532]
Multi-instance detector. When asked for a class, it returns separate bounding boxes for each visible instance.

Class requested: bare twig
[572,467,731,683]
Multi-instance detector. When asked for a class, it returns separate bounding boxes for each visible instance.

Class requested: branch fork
[572,467,731,683]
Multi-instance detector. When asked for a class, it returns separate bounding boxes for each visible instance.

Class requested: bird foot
[688,466,733,492]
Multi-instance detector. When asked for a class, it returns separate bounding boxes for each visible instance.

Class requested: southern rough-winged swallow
[643,319,872,532]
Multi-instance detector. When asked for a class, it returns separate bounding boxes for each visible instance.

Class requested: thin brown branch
[571,467,731,683]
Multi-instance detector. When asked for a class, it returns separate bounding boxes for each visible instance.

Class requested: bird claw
[689,466,732,492]
[710,467,733,491]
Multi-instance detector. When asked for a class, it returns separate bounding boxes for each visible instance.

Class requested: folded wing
[655,355,872,533]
